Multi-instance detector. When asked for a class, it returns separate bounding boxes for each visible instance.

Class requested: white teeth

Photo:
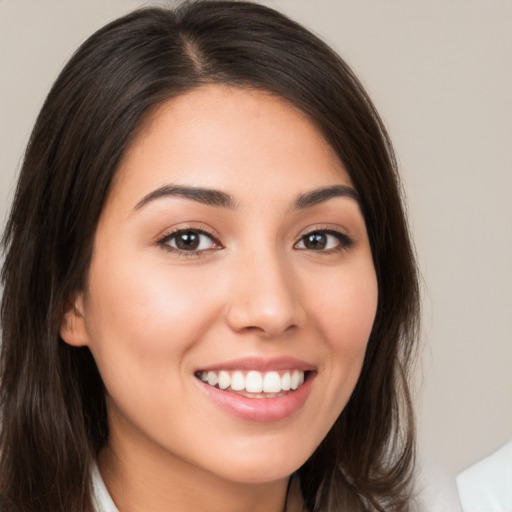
[290,370,300,390]
[218,370,231,390]
[245,371,263,393]
[198,369,307,394]
[207,371,218,387]
[281,371,291,391]
[263,371,281,393]
[231,371,245,391]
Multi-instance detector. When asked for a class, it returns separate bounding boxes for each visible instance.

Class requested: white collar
[91,463,119,512]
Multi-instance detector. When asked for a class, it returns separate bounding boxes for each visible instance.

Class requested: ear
[60,293,89,347]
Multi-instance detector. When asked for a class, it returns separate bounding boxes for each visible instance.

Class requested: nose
[225,251,305,338]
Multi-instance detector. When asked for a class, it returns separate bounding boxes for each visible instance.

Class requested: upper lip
[196,356,316,373]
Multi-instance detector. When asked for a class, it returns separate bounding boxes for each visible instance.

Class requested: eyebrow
[134,183,359,212]
[134,185,237,210]
[293,185,360,210]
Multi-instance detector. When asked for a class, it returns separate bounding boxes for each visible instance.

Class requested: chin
[214,461,300,485]
[198,438,314,485]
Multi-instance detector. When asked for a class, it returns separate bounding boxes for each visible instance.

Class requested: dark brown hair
[0,1,419,511]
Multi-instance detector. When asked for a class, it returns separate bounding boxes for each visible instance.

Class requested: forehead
[110,84,351,210]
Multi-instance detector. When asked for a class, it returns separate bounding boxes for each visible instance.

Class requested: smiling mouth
[194,369,309,398]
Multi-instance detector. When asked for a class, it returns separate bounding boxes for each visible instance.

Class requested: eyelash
[157,227,222,257]
[156,227,354,257]
[294,229,354,253]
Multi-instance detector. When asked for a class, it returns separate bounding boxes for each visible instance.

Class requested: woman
[0,1,420,511]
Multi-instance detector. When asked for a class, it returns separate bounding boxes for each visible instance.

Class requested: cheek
[81,256,230,447]
[82,254,223,388]
[88,252,217,333]
[313,264,378,351]
[308,261,378,404]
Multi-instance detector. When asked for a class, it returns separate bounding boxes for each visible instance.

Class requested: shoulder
[412,458,463,512]
[456,440,512,512]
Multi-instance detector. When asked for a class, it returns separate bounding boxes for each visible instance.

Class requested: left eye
[162,229,218,252]
[294,231,347,251]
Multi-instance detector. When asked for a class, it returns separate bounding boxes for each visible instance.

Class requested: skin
[61,85,378,512]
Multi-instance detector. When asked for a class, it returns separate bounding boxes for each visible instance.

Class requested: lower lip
[197,375,314,423]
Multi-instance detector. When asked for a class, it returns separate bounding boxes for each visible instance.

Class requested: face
[62,85,378,485]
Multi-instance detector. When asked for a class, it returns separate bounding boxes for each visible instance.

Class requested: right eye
[158,229,221,254]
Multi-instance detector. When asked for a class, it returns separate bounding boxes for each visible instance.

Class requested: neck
[98,431,293,512]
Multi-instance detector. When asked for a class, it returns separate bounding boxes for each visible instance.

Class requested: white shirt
[413,458,463,511]
[457,441,512,512]
[92,463,119,512]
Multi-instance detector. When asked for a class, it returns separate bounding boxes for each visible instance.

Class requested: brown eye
[295,230,354,252]
[174,231,201,250]
[161,229,219,252]
[303,232,328,250]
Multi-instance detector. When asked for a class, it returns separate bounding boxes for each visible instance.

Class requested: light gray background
[1,0,511,479]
